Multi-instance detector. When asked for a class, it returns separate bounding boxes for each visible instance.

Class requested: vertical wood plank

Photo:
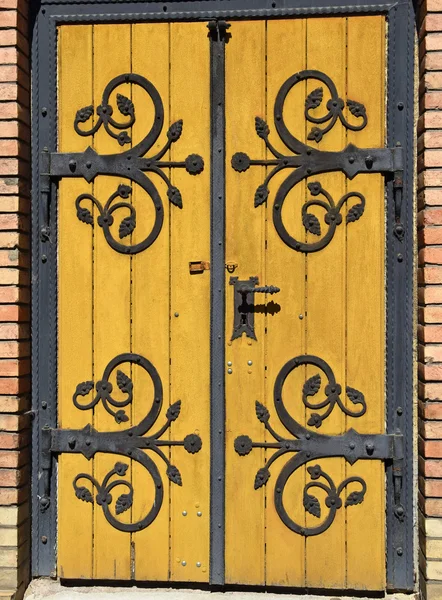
[57,24,94,580]
[265,17,307,588]
[92,24,132,580]
[345,15,386,590]
[169,22,211,583]
[304,17,347,589]
[225,20,266,586]
[131,22,171,582]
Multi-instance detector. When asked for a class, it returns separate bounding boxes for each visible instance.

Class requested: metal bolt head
[397,547,403,556]
[41,536,48,544]
[227,361,232,366]
[197,511,202,517]
[227,368,232,374]
[174,312,179,317]
[299,314,304,320]
[248,360,253,366]
[182,510,187,516]
[196,562,201,568]
[182,560,187,566]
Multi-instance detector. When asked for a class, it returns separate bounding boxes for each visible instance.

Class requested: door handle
[230,276,280,341]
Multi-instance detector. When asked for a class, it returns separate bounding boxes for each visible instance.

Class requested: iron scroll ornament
[44,353,202,533]
[231,70,404,253]
[234,353,403,537]
[46,73,204,255]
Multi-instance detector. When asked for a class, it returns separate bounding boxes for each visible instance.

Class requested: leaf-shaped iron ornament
[233,353,376,537]
[69,353,203,533]
[71,74,204,255]
[231,70,378,254]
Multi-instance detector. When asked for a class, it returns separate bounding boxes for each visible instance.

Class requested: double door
[33,11,413,592]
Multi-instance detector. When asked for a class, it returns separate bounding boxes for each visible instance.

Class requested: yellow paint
[58,16,386,590]
[58,24,94,580]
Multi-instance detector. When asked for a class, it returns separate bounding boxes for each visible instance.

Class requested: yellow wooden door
[58,22,210,582]
[56,15,389,590]
[225,17,386,590]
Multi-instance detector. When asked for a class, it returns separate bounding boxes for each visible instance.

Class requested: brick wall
[0,0,30,599]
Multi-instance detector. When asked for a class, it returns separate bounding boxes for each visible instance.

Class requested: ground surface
[24,579,418,600]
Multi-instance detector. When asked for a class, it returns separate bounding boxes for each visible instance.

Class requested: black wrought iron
[43,352,202,533]
[229,276,280,341]
[49,73,204,255]
[231,69,402,253]
[234,353,402,536]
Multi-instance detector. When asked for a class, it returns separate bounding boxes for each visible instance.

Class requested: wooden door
[43,12,407,591]
[57,22,211,582]
[225,17,387,589]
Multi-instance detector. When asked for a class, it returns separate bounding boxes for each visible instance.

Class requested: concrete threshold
[24,580,418,600]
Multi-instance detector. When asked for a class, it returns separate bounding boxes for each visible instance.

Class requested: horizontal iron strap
[46,425,402,463]
[47,144,402,182]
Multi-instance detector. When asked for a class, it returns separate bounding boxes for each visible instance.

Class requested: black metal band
[209,19,228,586]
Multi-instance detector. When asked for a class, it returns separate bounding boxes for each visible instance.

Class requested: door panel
[57,22,210,582]
[225,16,386,590]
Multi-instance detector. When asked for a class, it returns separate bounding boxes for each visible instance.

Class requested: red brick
[424,72,442,91]
[0,287,28,304]
[421,478,442,497]
[420,362,442,380]
[421,457,442,477]
[0,268,29,285]
[419,267,442,284]
[0,449,27,468]
[0,378,29,395]
[0,250,28,268]
[0,359,29,377]
[420,306,442,323]
[420,247,442,264]
[0,485,27,506]
[423,150,442,168]
[0,324,28,340]
[420,287,442,305]
[425,52,442,71]
[0,466,28,488]
[0,395,29,414]
[423,421,442,439]
[420,382,442,401]
[424,14,442,32]
[419,188,442,206]
[419,226,442,245]
[422,439,442,458]
[0,305,28,322]
[419,170,442,188]
[421,344,442,363]
[0,342,29,359]
[0,431,29,450]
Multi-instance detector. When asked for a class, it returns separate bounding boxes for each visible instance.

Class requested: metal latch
[189,261,210,274]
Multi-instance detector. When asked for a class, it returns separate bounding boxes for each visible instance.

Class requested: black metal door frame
[31,0,416,591]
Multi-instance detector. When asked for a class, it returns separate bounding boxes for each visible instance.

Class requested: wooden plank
[345,15,386,590]
[131,22,171,582]
[225,20,266,586]
[57,24,94,580]
[169,22,211,583]
[92,24,132,580]
[264,17,307,588]
[304,17,347,589]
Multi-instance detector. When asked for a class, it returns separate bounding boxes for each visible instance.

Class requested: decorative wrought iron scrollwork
[49,352,202,533]
[50,73,204,255]
[231,69,402,253]
[234,353,400,537]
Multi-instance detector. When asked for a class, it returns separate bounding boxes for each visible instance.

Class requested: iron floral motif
[231,70,390,254]
[69,73,204,254]
[233,353,384,537]
[65,352,202,532]
[300,355,366,428]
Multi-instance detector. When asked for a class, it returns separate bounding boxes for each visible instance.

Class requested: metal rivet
[248,360,253,366]
[397,253,403,262]
[196,562,201,568]
[275,204,280,210]
[182,560,187,566]
[218,476,222,481]
[227,368,232,374]
[306,452,311,458]
[41,255,47,263]
[128,449,132,456]
[306,433,311,440]
[299,314,303,320]
[307,168,312,174]
[41,107,47,117]
[276,487,281,493]
[41,536,48,544]
[86,161,92,169]
[397,102,404,111]
[349,442,355,449]
[397,406,403,416]
[85,439,91,446]
[42,401,47,409]
[218,523,222,528]
[174,312,179,317]
[182,510,187,516]
[348,156,355,164]
[397,547,403,556]
[197,511,202,517]
[227,361,232,366]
